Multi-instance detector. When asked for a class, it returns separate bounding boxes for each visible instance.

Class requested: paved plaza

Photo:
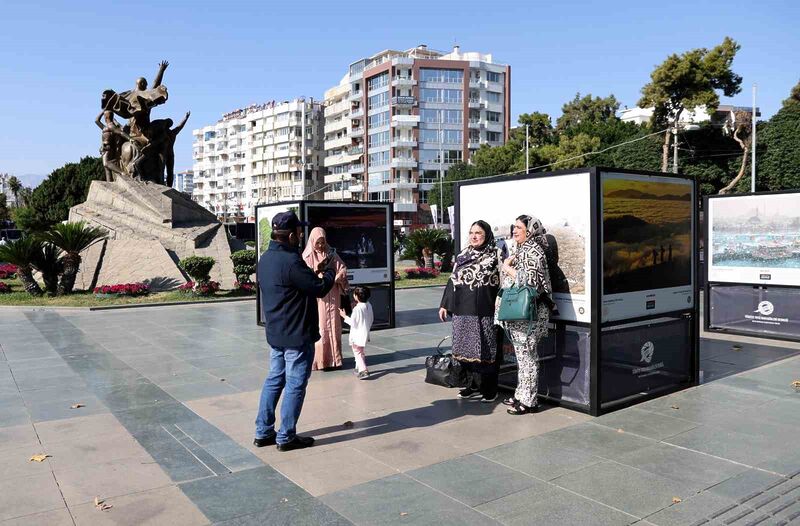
[1,287,800,525]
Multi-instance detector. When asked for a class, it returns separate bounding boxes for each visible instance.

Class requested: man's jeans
[255,343,314,444]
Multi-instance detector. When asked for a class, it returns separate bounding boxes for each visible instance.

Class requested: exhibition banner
[458,172,593,323]
[708,285,800,339]
[600,317,692,405]
[707,192,800,287]
[601,172,694,322]
[256,203,298,256]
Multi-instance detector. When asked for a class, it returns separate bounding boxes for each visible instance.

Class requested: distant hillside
[606,189,691,201]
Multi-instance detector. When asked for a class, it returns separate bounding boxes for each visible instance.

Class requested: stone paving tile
[537,421,657,459]
[212,499,351,526]
[664,425,784,466]
[479,435,605,481]
[321,473,498,526]
[70,485,210,526]
[0,507,74,526]
[475,484,637,526]
[592,407,699,440]
[553,460,693,518]
[0,423,40,452]
[34,413,125,445]
[0,473,66,522]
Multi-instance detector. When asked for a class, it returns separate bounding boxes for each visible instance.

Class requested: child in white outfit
[340,286,374,379]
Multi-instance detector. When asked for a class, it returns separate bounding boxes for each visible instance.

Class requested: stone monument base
[69,175,236,291]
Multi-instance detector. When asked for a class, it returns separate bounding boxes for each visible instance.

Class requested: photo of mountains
[603,177,693,295]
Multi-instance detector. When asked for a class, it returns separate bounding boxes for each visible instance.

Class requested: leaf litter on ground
[29,454,51,462]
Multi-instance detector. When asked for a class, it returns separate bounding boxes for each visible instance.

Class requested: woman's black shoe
[502,397,519,407]
[457,387,480,399]
[277,435,315,452]
[506,402,537,415]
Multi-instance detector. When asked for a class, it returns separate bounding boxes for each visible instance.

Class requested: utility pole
[525,124,530,173]
[438,111,444,225]
[751,84,757,193]
[672,125,679,174]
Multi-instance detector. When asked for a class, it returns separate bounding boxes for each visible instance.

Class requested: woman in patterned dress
[498,215,553,415]
[438,220,502,403]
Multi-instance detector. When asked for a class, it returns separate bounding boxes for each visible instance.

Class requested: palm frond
[43,221,107,255]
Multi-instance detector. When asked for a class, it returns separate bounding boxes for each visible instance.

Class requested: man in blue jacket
[254,211,335,451]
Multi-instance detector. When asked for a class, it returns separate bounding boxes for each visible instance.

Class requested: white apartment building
[191,99,324,222]
[621,105,760,126]
[323,45,511,227]
[173,170,193,195]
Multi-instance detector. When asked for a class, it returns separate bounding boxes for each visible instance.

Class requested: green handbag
[497,284,539,322]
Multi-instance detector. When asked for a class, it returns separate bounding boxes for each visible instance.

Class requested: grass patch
[0,278,254,307]
[394,273,449,289]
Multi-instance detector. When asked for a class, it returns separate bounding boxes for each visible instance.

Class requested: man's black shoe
[253,435,277,448]
[276,435,315,452]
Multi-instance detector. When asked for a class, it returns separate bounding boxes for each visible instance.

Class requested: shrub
[93,283,150,296]
[178,280,220,296]
[230,249,257,285]
[0,264,17,280]
[234,280,256,293]
[405,267,441,279]
[179,256,215,283]
[0,282,11,294]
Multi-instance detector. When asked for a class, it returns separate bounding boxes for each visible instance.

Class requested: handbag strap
[436,335,450,356]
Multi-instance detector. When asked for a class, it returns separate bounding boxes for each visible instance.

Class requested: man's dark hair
[271,229,291,243]
[353,286,371,302]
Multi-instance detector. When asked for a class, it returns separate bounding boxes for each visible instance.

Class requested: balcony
[394,203,417,213]
[348,145,364,155]
[349,164,365,174]
[468,98,483,109]
[350,107,364,119]
[324,173,353,184]
[391,96,417,107]
[468,119,483,129]
[391,138,417,148]
[324,135,351,151]
[468,140,481,149]
[392,76,417,87]
[351,127,364,137]
[391,157,417,169]
[391,114,420,128]
[348,90,363,101]
[324,190,353,201]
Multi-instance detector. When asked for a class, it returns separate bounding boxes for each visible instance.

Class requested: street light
[672,123,700,173]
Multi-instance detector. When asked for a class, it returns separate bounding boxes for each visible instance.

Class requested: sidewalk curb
[0,296,256,312]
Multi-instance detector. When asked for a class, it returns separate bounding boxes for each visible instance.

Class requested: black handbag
[424,336,468,388]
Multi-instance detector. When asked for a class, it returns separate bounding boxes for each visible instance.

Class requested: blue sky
[1,0,798,188]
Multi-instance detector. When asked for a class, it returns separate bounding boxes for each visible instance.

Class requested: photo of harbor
[708,192,800,286]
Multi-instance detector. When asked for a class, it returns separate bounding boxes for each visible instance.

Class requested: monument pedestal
[69,175,236,291]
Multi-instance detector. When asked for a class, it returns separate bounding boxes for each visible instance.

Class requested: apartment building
[191,98,324,222]
[172,170,193,195]
[323,45,510,227]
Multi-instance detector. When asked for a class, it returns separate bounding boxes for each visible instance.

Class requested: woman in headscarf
[303,227,349,370]
[438,220,502,402]
[498,215,553,415]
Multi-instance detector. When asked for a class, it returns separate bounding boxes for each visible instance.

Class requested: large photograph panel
[458,172,592,323]
[601,172,694,322]
[305,203,391,284]
[256,203,298,256]
[708,192,800,287]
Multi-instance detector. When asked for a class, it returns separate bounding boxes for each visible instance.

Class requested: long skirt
[312,288,343,370]
[506,304,550,408]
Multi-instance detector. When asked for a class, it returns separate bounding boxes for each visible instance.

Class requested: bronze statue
[98,60,189,185]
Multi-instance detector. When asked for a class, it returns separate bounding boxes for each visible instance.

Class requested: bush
[179,256,216,283]
[0,264,17,280]
[234,280,256,293]
[178,280,220,296]
[93,283,150,296]
[230,249,257,285]
[0,282,11,294]
[405,267,441,279]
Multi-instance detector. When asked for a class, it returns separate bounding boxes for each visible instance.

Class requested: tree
[785,79,800,107]
[0,237,44,296]
[42,221,107,295]
[517,112,554,147]
[20,156,104,233]
[402,228,447,268]
[719,110,753,194]
[17,186,32,207]
[757,100,800,191]
[556,93,620,132]
[8,176,21,207]
[0,194,9,222]
[639,37,742,172]
[539,133,601,169]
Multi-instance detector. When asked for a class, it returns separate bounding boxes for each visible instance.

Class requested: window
[368,171,391,186]
[420,129,462,143]
[419,150,439,163]
[368,72,389,90]
[486,111,501,123]
[487,71,502,83]
[487,131,502,142]
[421,170,438,183]
[204,131,216,141]
[368,92,388,110]
[369,130,389,147]
[368,111,389,128]
[369,151,389,166]
[420,68,464,83]
[369,191,389,201]
[419,189,429,204]
[420,129,439,142]
[420,88,462,103]
[486,91,501,103]
[420,109,462,124]
[443,150,462,163]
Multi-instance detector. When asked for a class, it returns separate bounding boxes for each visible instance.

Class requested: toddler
[340,286,374,379]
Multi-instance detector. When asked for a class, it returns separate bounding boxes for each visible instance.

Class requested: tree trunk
[18,267,43,296]
[661,129,671,173]
[422,248,433,269]
[58,254,81,295]
[719,127,749,195]
[42,272,59,296]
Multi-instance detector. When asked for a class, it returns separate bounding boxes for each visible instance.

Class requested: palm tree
[403,228,447,268]
[43,221,107,295]
[7,176,21,207]
[32,243,64,296]
[0,237,44,296]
